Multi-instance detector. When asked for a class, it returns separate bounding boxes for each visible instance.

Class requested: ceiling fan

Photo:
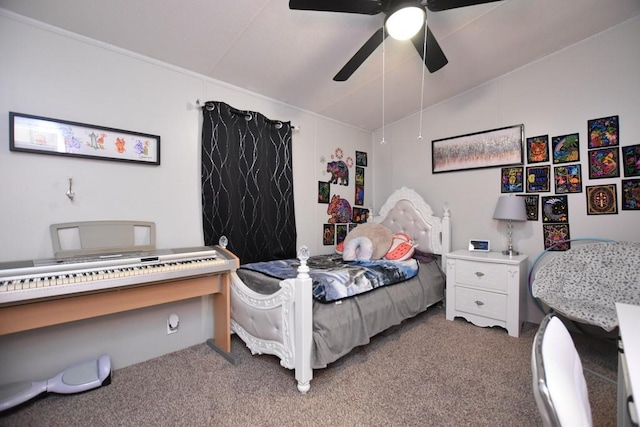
[289,0,502,81]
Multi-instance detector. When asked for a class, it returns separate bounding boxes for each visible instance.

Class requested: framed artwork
[336,224,349,244]
[519,194,539,221]
[586,184,618,215]
[322,224,335,246]
[501,167,524,193]
[587,115,619,148]
[543,224,571,251]
[554,164,582,194]
[620,179,640,211]
[621,179,640,210]
[551,133,580,164]
[352,207,370,223]
[355,151,368,167]
[588,147,620,179]
[542,196,568,223]
[622,144,640,177]
[318,181,330,203]
[354,184,364,206]
[526,165,551,192]
[526,135,549,164]
[432,124,524,173]
[355,166,365,186]
[9,112,160,165]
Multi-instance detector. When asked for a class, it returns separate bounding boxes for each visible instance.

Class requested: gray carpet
[0,305,618,426]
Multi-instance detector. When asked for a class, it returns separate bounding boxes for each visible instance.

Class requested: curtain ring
[274,121,283,129]
[245,113,252,121]
[204,101,214,111]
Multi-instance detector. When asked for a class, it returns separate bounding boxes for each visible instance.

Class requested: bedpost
[441,204,451,269]
[294,246,313,393]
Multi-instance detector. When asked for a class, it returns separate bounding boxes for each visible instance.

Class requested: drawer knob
[475,300,484,307]
[475,272,485,277]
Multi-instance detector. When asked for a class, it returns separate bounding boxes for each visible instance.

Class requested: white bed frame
[229,187,451,393]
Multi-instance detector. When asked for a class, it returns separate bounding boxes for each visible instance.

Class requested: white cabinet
[445,250,528,337]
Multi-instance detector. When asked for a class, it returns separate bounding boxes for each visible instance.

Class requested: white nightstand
[445,249,528,337]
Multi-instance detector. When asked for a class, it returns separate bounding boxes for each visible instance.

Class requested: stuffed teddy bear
[341,223,392,261]
[338,223,417,262]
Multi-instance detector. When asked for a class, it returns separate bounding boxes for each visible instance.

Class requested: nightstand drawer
[455,286,507,321]
[454,260,507,292]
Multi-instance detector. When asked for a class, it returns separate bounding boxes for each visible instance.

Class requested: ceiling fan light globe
[385,6,425,40]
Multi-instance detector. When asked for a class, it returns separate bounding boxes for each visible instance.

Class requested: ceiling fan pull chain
[381,25,386,145]
[418,18,427,141]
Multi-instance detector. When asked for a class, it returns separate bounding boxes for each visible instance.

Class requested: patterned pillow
[384,232,417,261]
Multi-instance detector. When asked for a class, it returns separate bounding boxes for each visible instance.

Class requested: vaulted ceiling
[2,0,639,131]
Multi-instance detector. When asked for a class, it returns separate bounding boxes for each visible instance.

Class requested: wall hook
[66,178,75,201]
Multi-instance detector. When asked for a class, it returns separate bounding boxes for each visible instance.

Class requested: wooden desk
[0,246,239,362]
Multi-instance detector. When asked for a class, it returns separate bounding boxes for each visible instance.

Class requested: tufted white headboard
[371,187,451,256]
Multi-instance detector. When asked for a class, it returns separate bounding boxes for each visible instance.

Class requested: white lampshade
[385,5,425,41]
[492,195,527,222]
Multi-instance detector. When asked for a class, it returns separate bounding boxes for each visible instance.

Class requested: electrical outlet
[167,313,179,334]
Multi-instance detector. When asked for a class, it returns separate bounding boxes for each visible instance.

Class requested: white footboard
[230,249,313,393]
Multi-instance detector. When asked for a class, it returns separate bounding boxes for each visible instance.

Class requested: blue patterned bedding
[239,254,419,303]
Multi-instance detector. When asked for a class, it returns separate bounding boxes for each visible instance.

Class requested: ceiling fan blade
[289,0,383,14]
[334,28,387,81]
[426,0,502,12]
[411,25,448,73]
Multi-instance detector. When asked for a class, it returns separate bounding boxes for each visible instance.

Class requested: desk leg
[206,273,238,365]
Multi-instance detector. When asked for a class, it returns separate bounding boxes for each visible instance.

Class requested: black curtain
[201,101,296,264]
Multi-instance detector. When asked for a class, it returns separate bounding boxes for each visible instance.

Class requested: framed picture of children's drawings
[9,112,161,165]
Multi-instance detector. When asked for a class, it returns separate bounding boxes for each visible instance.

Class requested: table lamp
[492,195,527,256]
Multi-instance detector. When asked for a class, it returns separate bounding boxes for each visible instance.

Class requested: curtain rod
[195,99,299,131]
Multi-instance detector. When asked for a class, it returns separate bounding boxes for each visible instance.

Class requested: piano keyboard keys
[0,252,230,304]
[1,258,225,288]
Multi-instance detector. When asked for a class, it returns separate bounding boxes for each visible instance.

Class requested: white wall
[372,16,640,323]
[0,11,371,383]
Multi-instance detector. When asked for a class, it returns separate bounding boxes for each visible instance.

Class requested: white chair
[531,314,593,427]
